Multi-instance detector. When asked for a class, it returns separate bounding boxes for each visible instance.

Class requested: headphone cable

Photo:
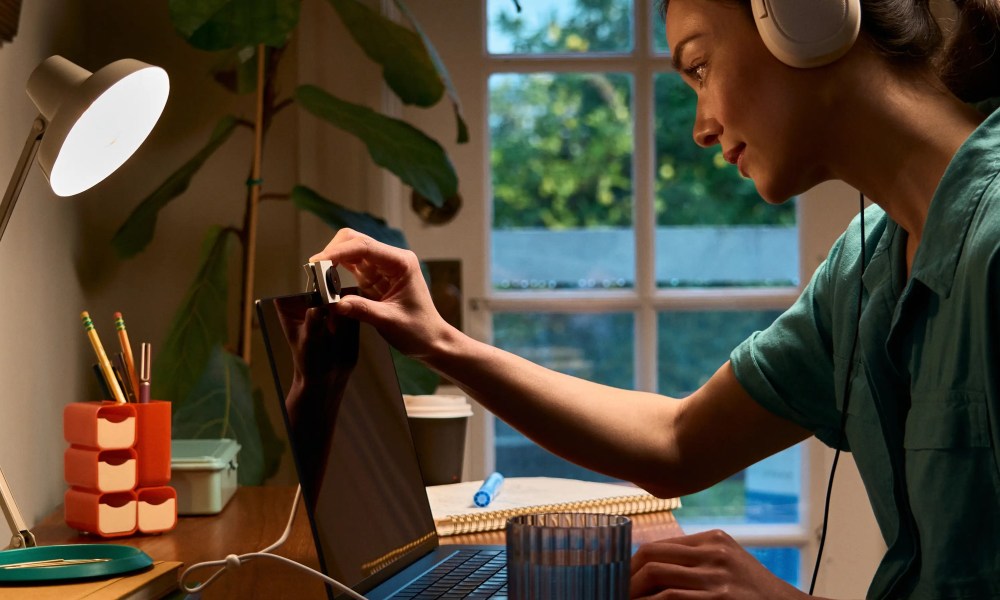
[808,191,866,595]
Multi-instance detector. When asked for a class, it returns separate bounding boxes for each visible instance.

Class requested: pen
[81,311,126,404]
[113,352,137,403]
[113,312,139,400]
[139,342,151,404]
[473,472,504,507]
[91,363,112,400]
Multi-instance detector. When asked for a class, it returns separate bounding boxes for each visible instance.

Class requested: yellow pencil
[113,312,139,401]
[81,311,126,404]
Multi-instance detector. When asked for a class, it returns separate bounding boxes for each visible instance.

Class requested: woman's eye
[684,62,707,85]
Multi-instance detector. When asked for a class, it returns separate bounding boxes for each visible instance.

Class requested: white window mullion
[633,0,658,394]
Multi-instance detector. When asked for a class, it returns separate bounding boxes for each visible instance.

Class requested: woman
[310,0,1000,597]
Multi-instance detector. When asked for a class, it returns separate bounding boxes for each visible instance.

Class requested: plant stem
[237,44,267,363]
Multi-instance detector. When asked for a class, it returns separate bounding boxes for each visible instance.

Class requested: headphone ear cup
[749,0,861,68]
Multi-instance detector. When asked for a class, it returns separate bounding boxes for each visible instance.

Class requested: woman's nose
[693,117,721,148]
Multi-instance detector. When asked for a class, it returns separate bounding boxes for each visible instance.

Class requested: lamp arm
[0,116,46,246]
[0,116,45,550]
[0,466,36,549]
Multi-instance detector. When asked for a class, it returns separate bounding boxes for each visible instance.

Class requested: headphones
[749,0,862,68]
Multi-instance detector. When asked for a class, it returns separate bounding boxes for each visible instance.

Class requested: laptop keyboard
[391,549,508,599]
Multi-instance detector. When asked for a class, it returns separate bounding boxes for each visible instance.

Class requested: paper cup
[403,394,472,486]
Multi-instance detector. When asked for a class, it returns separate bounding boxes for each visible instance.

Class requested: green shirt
[731,107,1000,599]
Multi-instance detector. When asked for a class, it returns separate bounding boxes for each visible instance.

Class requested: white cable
[178,485,367,600]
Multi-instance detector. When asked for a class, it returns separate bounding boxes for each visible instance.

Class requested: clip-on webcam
[303,260,341,304]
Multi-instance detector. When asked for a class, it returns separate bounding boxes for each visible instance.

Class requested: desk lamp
[0,55,168,580]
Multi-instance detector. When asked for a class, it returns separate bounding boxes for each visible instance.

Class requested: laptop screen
[256,292,439,595]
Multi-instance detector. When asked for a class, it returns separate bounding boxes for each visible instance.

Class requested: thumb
[333,296,385,326]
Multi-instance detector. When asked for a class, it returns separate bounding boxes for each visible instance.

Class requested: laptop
[256,291,507,599]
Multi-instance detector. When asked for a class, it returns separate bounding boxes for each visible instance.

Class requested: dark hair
[654,0,1000,102]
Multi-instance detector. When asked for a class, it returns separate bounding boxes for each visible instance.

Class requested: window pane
[748,547,801,589]
[654,73,798,287]
[493,312,633,481]
[658,309,781,397]
[490,73,635,290]
[651,3,667,53]
[659,309,801,526]
[487,0,633,55]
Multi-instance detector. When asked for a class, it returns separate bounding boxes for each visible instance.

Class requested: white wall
[0,0,304,526]
[0,0,87,528]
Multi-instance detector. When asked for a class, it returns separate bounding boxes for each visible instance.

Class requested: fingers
[310,229,408,274]
[630,561,711,598]
[628,531,738,599]
[631,534,718,575]
[310,229,420,299]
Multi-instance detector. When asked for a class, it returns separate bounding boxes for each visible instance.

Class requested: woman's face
[666,0,833,202]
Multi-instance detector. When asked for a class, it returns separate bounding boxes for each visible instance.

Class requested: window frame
[372,0,877,591]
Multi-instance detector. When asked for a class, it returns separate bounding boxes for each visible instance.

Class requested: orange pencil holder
[63,400,177,537]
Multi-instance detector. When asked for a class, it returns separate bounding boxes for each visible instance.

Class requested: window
[394,0,858,590]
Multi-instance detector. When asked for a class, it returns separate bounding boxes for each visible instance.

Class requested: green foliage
[291,185,408,248]
[392,0,468,143]
[118,0,465,485]
[295,86,458,207]
[172,345,284,485]
[326,0,443,107]
[491,0,632,53]
[491,72,634,229]
[152,226,234,406]
[487,0,794,230]
[168,0,301,51]
[111,116,239,258]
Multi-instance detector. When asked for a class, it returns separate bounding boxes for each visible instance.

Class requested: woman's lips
[724,143,748,177]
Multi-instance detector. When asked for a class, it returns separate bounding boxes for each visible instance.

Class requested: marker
[113,312,139,400]
[91,364,112,400]
[473,472,504,507]
[139,342,151,404]
[81,311,126,404]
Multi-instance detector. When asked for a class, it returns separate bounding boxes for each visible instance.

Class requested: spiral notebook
[427,477,681,536]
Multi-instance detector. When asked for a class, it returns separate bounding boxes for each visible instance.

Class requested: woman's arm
[311,229,810,497]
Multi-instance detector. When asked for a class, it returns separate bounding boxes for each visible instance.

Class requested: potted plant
[112,0,468,484]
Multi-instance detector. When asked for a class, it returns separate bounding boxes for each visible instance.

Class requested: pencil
[113,312,139,400]
[81,311,126,404]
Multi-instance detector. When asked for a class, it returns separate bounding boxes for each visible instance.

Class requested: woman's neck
[826,63,984,245]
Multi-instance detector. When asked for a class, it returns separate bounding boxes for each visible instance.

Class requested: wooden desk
[31,486,684,599]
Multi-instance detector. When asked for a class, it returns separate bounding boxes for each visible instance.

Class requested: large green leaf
[152,226,234,407]
[291,185,408,248]
[295,85,457,207]
[392,0,468,143]
[112,116,239,258]
[210,46,262,95]
[172,345,283,485]
[326,0,443,107]
[169,0,300,51]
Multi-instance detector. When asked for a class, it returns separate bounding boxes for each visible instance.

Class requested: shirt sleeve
[729,236,848,450]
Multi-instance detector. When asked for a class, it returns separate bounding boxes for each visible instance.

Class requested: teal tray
[0,544,152,582]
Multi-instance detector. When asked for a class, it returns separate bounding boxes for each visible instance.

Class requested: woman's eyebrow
[671,33,705,71]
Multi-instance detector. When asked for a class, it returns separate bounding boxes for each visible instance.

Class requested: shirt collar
[910,108,1000,297]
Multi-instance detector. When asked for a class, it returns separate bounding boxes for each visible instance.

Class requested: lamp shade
[24,56,169,197]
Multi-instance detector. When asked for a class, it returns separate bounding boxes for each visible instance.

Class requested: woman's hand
[309,228,452,359]
[630,530,811,599]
